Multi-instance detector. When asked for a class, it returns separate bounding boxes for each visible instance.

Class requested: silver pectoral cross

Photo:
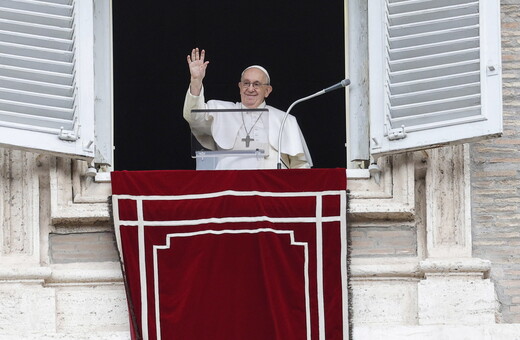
[242,134,254,147]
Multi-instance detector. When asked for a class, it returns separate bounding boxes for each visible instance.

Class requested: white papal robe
[183,87,312,170]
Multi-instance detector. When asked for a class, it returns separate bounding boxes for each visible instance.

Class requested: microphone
[323,79,351,93]
[277,79,351,169]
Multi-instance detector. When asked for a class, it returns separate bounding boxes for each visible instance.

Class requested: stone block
[351,279,418,325]
[55,285,129,333]
[0,283,55,333]
[418,277,496,325]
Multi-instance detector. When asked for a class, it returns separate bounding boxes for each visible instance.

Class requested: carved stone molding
[425,145,472,258]
[50,158,111,226]
[348,153,416,221]
[0,149,39,263]
[419,258,491,279]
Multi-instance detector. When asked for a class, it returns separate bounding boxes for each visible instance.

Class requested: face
[238,68,273,108]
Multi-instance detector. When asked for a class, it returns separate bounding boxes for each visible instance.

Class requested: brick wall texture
[471,1,520,323]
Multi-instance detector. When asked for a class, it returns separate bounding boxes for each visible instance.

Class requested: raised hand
[187,48,209,96]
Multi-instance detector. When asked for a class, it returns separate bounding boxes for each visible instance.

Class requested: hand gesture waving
[187,48,209,92]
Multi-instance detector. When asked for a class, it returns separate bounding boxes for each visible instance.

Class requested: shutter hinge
[58,115,80,141]
[58,125,80,141]
[58,128,78,141]
[387,125,407,141]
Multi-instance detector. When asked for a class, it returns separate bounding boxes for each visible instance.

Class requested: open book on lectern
[190,108,270,170]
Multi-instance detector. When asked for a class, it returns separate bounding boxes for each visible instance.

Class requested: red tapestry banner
[111,169,348,340]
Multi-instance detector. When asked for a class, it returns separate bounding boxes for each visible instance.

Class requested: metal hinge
[387,125,407,141]
[58,116,80,141]
[58,127,79,141]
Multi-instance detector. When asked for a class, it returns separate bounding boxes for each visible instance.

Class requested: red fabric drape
[112,169,348,340]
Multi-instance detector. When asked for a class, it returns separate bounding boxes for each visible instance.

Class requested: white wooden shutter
[0,0,96,159]
[369,0,502,157]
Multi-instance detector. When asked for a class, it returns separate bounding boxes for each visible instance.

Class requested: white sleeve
[182,87,216,150]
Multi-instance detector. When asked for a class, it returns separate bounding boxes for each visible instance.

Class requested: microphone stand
[277,79,350,169]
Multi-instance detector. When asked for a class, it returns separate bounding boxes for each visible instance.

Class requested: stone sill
[59,156,414,224]
[46,262,123,285]
[350,258,492,279]
[0,331,130,340]
[0,263,123,285]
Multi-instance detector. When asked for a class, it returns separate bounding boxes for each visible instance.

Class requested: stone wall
[0,1,518,338]
[471,0,520,324]
[0,150,128,339]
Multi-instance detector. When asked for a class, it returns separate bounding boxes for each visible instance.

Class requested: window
[367,0,502,158]
[0,0,502,170]
[112,1,345,170]
[0,0,112,165]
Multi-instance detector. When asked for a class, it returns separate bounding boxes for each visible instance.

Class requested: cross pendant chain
[241,110,263,148]
[242,134,254,147]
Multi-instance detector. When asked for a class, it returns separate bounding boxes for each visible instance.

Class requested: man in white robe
[183,48,312,170]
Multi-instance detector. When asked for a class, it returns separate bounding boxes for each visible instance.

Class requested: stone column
[0,148,55,333]
[418,144,496,325]
[0,149,39,262]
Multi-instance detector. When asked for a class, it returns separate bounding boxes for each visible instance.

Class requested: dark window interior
[113,1,345,170]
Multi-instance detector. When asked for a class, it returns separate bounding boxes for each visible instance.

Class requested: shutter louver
[0,0,98,160]
[369,0,502,157]
[0,0,76,134]
[387,0,481,133]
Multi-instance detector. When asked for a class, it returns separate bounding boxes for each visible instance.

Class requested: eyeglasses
[241,81,269,89]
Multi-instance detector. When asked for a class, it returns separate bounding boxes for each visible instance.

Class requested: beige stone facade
[0,1,519,339]
[471,0,520,326]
